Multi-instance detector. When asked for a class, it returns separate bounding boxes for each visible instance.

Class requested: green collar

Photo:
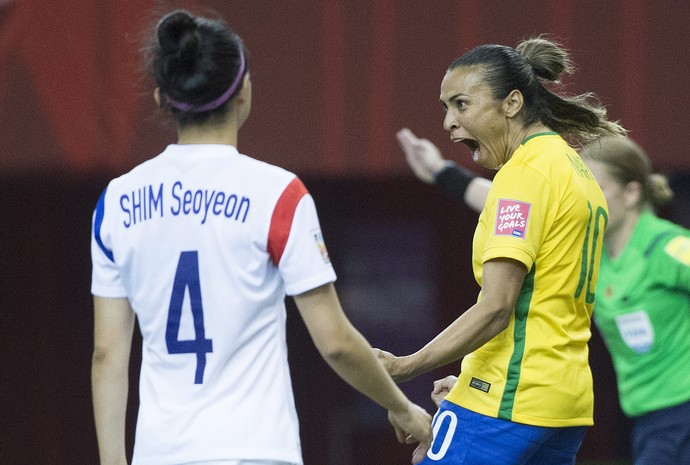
[521,131,558,145]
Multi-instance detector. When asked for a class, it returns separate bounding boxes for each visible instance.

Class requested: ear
[154,87,161,107]
[503,89,524,118]
[623,181,643,208]
[235,74,251,103]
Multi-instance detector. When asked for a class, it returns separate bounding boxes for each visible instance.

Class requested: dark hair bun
[157,10,198,66]
[516,36,573,82]
[150,9,249,123]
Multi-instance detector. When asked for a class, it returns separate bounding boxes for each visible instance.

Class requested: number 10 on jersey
[166,251,213,384]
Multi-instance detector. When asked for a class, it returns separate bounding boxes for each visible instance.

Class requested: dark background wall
[2,1,689,464]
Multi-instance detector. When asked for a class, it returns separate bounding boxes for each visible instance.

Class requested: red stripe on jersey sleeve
[268,177,309,265]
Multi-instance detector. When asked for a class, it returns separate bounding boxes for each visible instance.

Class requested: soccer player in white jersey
[90,9,431,465]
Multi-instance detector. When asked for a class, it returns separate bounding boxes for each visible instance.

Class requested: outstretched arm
[92,296,135,465]
[396,128,490,213]
[375,258,526,382]
[293,283,432,457]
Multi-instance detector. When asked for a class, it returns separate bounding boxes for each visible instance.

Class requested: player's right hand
[396,128,447,184]
[387,402,432,464]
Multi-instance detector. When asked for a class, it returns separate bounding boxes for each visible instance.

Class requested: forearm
[92,353,130,465]
[294,284,411,413]
[92,297,134,465]
[399,259,525,381]
[464,177,492,213]
[320,324,412,412]
[398,300,511,381]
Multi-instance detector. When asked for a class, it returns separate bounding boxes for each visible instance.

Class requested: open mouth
[456,138,480,161]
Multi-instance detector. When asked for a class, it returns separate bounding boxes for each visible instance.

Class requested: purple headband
[167,50,246,113]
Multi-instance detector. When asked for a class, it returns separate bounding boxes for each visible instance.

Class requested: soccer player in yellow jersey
[375,36,626,465]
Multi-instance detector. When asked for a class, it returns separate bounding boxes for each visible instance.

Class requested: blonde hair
[580,136,674,208]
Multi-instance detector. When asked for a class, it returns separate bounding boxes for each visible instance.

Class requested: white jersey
[91,144,336,465]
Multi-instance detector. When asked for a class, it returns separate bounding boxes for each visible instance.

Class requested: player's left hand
[431,375,458,407]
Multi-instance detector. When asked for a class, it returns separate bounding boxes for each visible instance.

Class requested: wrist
[387,392,415,418]
[432,160,456,180]
[394,354,418,383]
[435,163,478,204]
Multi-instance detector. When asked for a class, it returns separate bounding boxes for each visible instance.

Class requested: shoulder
[520,134,580,173]
[505,135,600,199]
[236,151,298,184]
[232,154,307,206]
[519,132,569,155]
[105,148,170,191]
[639,212,688,239]
[503,134,570,174]
[639,213,690,256]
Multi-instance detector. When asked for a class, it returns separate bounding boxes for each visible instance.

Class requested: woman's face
[440,66,513,170]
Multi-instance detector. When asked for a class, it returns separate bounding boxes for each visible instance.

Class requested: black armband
[434,162,478,204]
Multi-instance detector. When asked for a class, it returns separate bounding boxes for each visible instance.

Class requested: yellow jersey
[445,132,607,427]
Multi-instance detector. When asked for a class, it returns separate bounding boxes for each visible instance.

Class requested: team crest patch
[313,230,331,264]
[495,199,530,238]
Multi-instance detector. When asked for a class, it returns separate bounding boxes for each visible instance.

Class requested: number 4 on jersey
[166,251,213,384]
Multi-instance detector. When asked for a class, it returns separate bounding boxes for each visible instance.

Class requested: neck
[507,121,551,156]
[520,122,551,142]
[605,210,641,258]
[177,118,239,147]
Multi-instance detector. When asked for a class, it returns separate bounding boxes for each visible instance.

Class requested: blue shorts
[631,399,690,465]
[418,400,587,465]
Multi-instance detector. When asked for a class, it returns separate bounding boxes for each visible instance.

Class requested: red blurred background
[2,1,689,464]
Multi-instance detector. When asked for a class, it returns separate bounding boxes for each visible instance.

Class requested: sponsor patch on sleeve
[494,199,531,239]
[313,230,331,264]
[664,235,690,266]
